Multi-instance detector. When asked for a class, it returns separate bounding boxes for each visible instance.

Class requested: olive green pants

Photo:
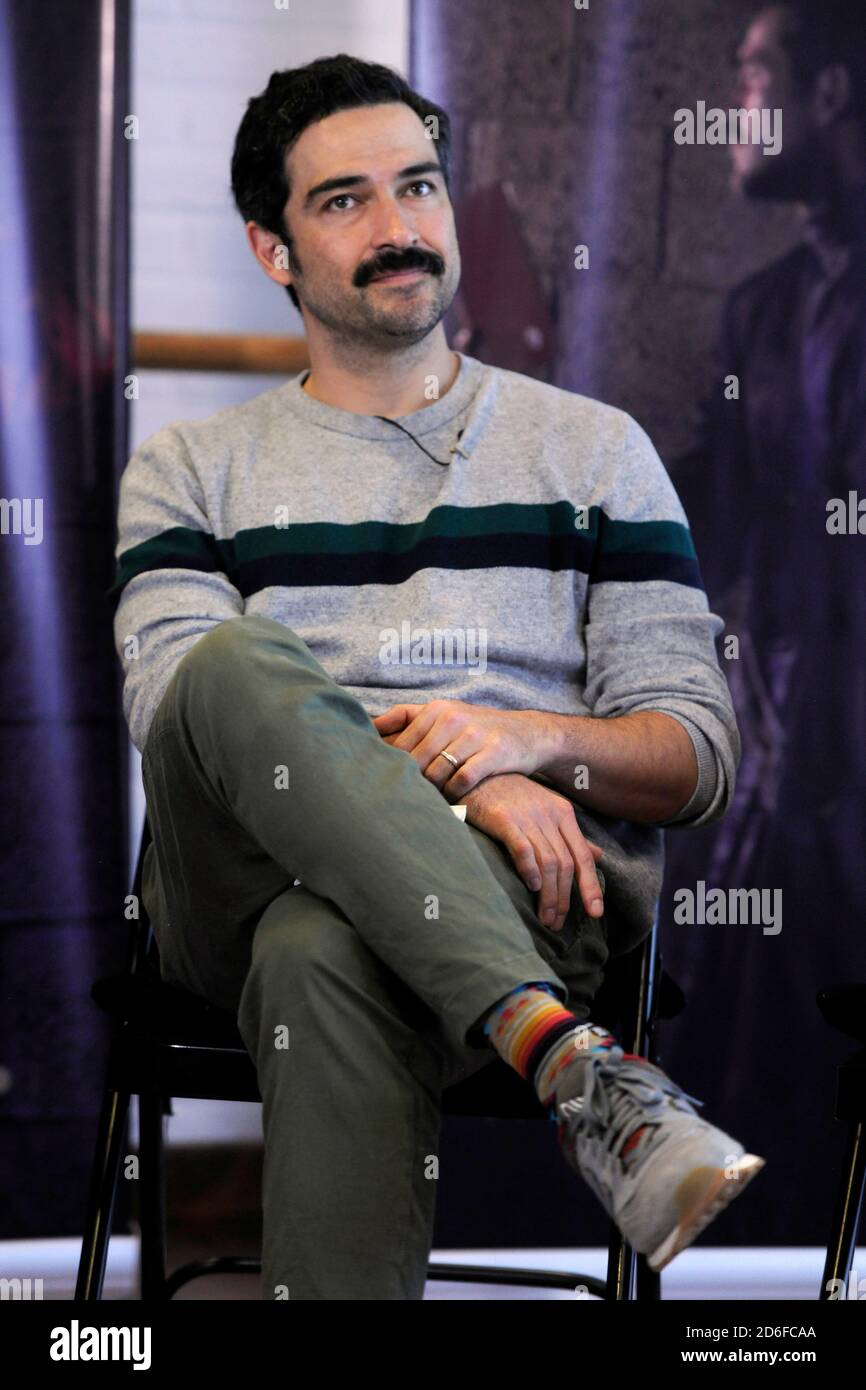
[139,614,610,1300]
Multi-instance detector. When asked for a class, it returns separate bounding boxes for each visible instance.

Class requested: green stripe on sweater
[108,501,697,601]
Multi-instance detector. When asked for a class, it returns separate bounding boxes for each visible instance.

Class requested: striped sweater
[108,351,740,954]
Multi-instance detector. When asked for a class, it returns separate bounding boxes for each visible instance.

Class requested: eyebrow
[302,161,444,211]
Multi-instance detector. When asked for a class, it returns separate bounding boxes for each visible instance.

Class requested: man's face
[279,102,461,347]
[729,5,818,199]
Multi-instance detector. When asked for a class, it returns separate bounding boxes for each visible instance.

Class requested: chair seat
[91,967,553,1118]
[90,953,689,1118]
[442,1057,549,1119]
[817,983,866,1046]
[91,967,245,1048]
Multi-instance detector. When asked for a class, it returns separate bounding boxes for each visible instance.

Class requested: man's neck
[301,340,460,418]
[800,177,866,276]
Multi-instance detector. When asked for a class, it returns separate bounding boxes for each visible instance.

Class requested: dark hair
[776,0,866,128]
[230,54,453,311]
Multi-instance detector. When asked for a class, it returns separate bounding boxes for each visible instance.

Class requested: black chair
[75,816,686,1302]
[817,983,866,1300]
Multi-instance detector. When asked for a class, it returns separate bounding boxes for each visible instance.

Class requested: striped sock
[482,982,617,1110]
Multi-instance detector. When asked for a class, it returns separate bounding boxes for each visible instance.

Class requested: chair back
[127,812,157,975]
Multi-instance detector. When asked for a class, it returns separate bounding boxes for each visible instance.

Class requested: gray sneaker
[553,1044,766,1271]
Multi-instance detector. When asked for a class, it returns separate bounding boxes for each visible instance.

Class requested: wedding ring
[439,750,461,769]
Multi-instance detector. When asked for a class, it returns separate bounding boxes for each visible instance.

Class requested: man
[672,0,866,891]
[109,54,763,1301]
[663,1,865,1246]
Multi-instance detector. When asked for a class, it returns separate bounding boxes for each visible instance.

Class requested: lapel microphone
[373,417,466,466]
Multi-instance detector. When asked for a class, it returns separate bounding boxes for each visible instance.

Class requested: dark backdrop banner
[0,0,130,1235]
[414,0,862,1249]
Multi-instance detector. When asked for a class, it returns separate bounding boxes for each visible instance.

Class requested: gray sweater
[109,351,740,955]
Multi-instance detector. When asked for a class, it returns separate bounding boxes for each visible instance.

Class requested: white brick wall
[130,0,409,436]
[126,0,409,1145]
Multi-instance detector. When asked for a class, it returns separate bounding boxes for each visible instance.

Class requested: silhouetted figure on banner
[663,2,866,1242]
[672,0,866,904]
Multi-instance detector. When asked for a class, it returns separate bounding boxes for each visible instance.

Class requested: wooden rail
[133,331,309,375]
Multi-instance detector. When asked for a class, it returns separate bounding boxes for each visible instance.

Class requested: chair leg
[74,1078,132,1301]
[606,1222,637,1299]
[138,1091,169,1300]
[820,1120,866,1299]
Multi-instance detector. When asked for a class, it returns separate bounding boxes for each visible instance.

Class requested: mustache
[359,249,444,285]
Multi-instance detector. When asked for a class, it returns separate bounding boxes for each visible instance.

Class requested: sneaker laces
[559,1044,705,1167]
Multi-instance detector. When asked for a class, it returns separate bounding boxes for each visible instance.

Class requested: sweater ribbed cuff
[653,711,720,825]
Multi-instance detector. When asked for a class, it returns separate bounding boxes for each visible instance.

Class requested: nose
[369,192,418,248]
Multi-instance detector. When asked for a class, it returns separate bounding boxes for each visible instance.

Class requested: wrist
[532,712,593,790]
[515,710,563,774]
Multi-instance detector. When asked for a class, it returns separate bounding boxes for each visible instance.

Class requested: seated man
[109,54,765,1301]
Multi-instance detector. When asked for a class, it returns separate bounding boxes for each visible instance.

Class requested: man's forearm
[527,710,698,824]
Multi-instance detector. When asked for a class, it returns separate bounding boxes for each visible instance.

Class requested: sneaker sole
[647,1153,766,1272]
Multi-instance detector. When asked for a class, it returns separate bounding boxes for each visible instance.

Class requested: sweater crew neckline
[281,350,486,441]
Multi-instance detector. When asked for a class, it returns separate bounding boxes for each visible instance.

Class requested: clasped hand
[371,699,604,931]
[371,698,544,798]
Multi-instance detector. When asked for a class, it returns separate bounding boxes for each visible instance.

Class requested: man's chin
[365,303,446,342]
[389,313,444,340]
[730,150,812,203]
[729,149,760,193]
[730,164,775,201]
[369,283,453,328]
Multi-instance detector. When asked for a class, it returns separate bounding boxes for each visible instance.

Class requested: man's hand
[372,699,548,799]
[455,772,605,931]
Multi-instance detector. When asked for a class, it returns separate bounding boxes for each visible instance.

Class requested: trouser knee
[168,614,306,701]
[236,887,445,1091]
[162,613,374,744]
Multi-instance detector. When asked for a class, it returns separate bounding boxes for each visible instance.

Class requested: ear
[245,220,293,288]
[812,63,853,129]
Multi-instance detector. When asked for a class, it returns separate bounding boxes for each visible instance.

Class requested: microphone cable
[373,416,466,466]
